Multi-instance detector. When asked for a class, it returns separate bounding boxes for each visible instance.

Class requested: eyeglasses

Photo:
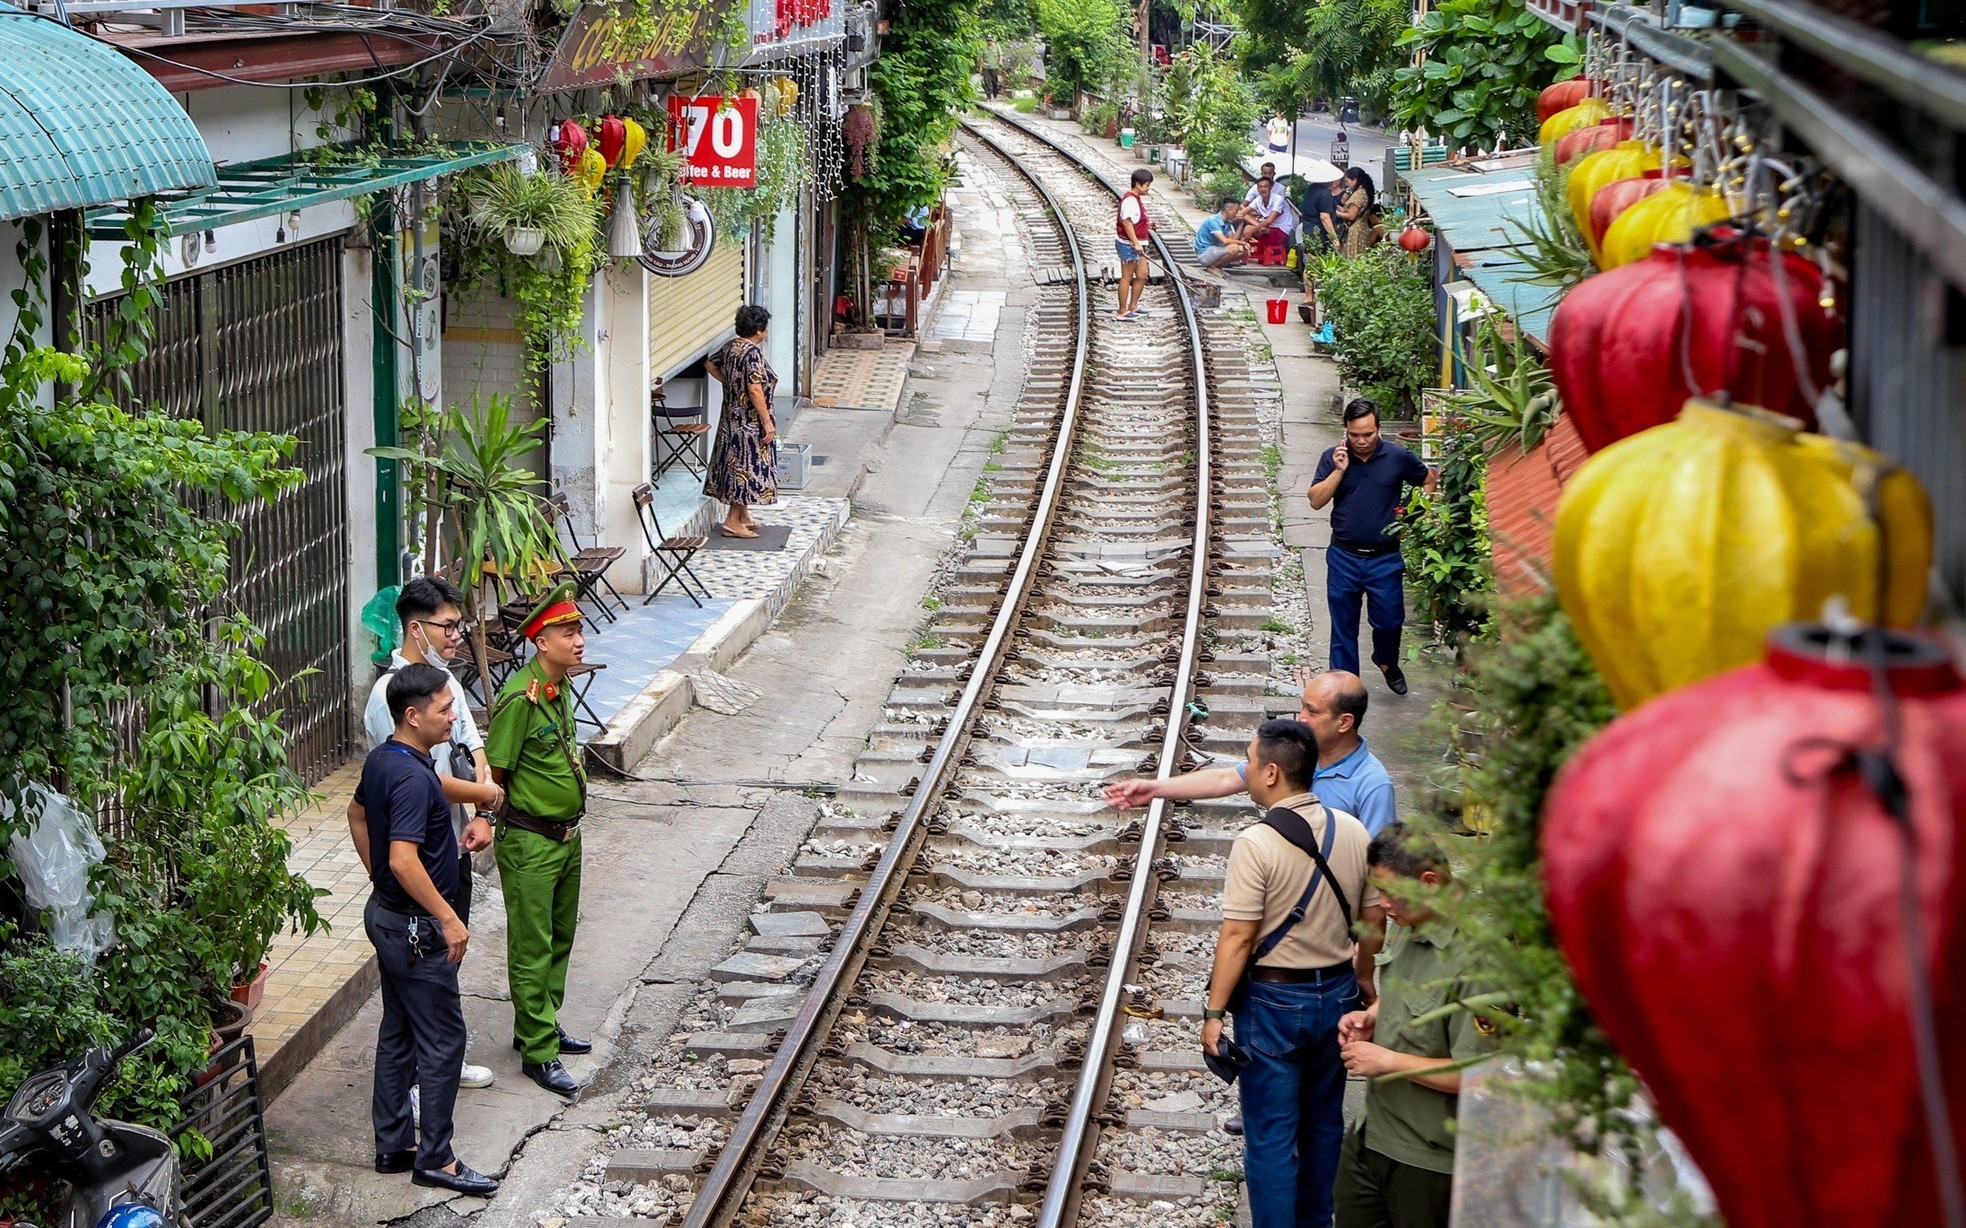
[416,617,465,639]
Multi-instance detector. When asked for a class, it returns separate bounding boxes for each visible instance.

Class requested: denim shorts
[1116,240,1142,264]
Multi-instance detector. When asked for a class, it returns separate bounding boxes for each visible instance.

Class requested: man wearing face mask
[363,575,506,1090]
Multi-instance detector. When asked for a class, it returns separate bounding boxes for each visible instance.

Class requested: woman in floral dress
[704,304,778,538]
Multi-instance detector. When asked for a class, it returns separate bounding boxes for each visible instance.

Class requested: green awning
[0,2,215,223]
[85,141,529,237]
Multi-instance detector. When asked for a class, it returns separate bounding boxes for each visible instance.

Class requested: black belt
[499,803,582,842]
[1333,540,1400,557]
[1251,959,1355,984]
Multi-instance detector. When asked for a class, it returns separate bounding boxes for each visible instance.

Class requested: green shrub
[1311,247,1436,417]
[1013,95,1040,114]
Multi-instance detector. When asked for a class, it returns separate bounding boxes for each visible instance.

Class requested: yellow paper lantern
[1538,97,1612,147]
[1599,182,1733,269]
[619,117,647,169]
[1554,398,1933,710]
[577,147,607,195]
[1566,141,1661,254]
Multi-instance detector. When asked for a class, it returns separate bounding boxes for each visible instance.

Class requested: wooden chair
[632,482,710,608]
[651,385,712,484]
[547,491,627,623]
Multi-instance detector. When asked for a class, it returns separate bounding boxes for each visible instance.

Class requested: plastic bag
[3,786,115,965]
[362,584,402,668]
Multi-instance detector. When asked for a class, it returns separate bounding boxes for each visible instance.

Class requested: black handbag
[1222,806,1355,1017]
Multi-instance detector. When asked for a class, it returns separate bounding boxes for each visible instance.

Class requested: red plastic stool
[1256,229,1290,266]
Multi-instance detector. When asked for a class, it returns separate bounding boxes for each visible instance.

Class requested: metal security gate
[88,238,354,782]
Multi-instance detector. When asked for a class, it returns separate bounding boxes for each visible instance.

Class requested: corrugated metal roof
[0,2,213,223]
[1402,161,1542,254]
[1462,258,1562,348]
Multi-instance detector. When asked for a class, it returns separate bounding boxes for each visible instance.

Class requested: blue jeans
[1236,972,1359,1228]
[1326,546,1406,675]
[1116,240,1142,263]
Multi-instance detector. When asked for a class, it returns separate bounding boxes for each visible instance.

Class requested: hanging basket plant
[845,102,878,180]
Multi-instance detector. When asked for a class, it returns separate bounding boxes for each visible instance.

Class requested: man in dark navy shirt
[346,663,498,1198]
[1309,398,1435,694]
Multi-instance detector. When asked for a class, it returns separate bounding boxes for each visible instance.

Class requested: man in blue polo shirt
[346,663,499,1199]
[1195,198,1250,269]
[1309,398,1434,695]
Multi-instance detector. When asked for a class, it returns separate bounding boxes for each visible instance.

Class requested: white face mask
[421,639,449,668]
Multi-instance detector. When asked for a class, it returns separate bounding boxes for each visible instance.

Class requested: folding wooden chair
[632,482,710,608]
[651,386,712,484]
[547,491,628,623]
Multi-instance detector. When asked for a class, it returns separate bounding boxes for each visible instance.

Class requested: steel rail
[676,119,1096,1228]
[977,110,1216,1228]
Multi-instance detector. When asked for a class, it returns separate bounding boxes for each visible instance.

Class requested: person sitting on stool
[1308,398,1435,695]
[347,663,499,1197]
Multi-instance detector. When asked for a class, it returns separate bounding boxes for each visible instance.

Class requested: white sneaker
[459,1061,495,1089]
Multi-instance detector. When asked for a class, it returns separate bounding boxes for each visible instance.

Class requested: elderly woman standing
[704,304,779,538]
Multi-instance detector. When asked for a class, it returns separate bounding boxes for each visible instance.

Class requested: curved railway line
[596,111,1295,1228]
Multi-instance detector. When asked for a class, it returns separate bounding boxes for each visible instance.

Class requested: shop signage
[667,95,760,188]
[538,5,704,93]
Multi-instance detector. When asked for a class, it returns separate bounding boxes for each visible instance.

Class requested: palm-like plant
[369,392,559,687]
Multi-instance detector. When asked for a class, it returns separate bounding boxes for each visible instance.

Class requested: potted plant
[369,392,560,683]
[466,163,598,258]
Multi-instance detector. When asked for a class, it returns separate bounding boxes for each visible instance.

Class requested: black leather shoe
[523,1059,580,1098]
[513,1027,592,1056]
[412,1163,499,1197]
[1381,664,1410,695]
[1224,1115,1244,1137]
[374,1149,416,1174]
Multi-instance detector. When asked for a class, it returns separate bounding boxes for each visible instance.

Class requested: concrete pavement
[262,155,1033,1228]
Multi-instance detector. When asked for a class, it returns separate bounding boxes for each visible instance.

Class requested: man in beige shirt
[1202,718,1384,1228]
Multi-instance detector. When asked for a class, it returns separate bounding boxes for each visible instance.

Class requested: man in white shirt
[362,575,506,1090]
[1238,175,1301,247]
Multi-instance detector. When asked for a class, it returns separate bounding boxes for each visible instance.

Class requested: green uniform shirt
[485,658,585,821]
[1361,922,1495,1175]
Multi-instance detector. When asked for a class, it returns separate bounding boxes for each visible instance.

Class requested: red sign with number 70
[667,95,759,188]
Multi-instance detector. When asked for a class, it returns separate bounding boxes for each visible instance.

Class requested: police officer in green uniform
[486,582,592,1098]
[1335,824,1497,1227]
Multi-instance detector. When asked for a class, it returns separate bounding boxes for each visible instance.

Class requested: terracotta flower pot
[231,961,270,1012]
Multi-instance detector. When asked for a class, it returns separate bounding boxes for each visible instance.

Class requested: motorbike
[0,1031,181,1228]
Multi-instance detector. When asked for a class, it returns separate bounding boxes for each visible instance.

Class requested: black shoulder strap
[1260,805,1354,937]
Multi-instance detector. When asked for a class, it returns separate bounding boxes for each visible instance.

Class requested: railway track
[586,112,1295,1228]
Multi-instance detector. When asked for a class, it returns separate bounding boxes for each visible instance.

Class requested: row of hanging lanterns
[1501,32,1963,1228]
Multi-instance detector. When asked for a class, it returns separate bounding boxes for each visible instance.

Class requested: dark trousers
[1335,1121,1454,1228]
[366,895,466,1171]
[1327,545,1406,675]
[1235,972,1359,1228]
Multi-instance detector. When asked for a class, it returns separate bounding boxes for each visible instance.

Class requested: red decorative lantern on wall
[551,119,590,175]
[1537,77,1595,124]
[1397,225,1432,253]
[1553,117,1634,167]
[1547,229,1839,453]
[596,114,628,167]
[1543,622,1966,1228]
[1586,171,1679,248]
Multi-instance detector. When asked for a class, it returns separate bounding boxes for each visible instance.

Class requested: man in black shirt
[1309,399,1435,695]
[347,663,498,1197]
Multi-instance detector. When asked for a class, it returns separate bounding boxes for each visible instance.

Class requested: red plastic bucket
[1266,297,1289,324]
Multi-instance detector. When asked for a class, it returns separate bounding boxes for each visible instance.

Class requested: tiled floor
[810,339,915,412]
[252,494,851,1071]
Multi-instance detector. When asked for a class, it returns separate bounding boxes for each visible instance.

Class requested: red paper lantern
[1537,77,1595,124]
[1547,230,1839,453]
[552,119,589,174]
[596,114,628,167]
[1543,623,1966,1228]
[1586,170,1680,247]
[1553,117,1633,167]
[1397,225,1431,253]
